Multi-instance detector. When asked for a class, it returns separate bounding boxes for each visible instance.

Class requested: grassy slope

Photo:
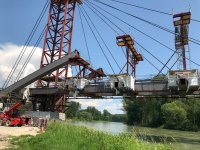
[10,123,172,150]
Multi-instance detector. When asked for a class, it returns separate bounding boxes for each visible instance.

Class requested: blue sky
[0,0,199,113]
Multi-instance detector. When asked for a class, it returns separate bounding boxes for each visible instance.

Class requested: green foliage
[183,99,200,131]
[10,122,172,150]
[102,109,112,121]
[78,111,93,121]
[86,106,102,120]
[66,102,127,123]
[65,101,81,118]
[141,99,162,127]
[124,97,200,131]
[161,101,187,130]
[153,74,166,80]
[111,114,127,122]
[123,98,164,127]
[123,98,143,125]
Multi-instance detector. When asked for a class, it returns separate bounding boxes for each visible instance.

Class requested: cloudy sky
[0,43,42,86]
[0,0,199,114]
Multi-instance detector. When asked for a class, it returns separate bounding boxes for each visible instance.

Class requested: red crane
[0,101,27,126]
[36,0,83,112]
[39,0,83,85]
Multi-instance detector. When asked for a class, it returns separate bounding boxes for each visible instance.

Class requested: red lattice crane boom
[37,0,82,112]
[39,0,82,87]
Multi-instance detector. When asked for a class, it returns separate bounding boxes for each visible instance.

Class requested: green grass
[9,122,172,150]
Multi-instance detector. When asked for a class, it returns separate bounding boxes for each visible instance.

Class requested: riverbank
[10,122,172,150]
[68,120,200,150]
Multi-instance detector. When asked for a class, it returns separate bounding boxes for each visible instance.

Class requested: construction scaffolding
[173,12,191,70]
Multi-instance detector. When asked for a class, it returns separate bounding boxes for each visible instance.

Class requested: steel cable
[78,7,91,64]
[81,6,122,72]
[88,1,200,68]
[85,1,165,73]
[15,26,46,81]
[2,0,50,88]
[78,6,115,74]
[109,0,200,23]
[94,0,200,46]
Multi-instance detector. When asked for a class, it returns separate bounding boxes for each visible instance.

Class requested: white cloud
[0,43,42,87]
[72,99,100,107]
[0,43,73,87]
[104,103,124,114]
[71,99,125,114]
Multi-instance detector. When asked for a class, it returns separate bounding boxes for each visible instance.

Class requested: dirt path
[0,126,40,150]
[0,136,9,150]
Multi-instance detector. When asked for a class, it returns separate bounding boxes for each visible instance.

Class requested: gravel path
[0,126,40,149]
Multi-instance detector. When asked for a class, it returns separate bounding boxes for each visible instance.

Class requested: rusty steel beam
[67,50,106,79]
[116,34,143,77]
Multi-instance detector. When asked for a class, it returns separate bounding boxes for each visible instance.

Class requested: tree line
[65,101,127,122]
[123,97,200,131]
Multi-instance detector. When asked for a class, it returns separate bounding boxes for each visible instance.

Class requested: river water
[68,120,200,150]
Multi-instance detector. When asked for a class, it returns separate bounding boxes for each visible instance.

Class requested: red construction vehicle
[0,101,29,126]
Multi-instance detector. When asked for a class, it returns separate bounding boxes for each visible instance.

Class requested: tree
[123,97,164,127]
[78,111,93,121]
[152,74,166,80]
[66,101,81,118]
[183,99,200,131]
[102,109,112,121]
[123,96,200,131]
[86,106,102,120]
[161,101,187,130]
[123,97,144,125]
[141,98,162,127]
[111,114,127,122]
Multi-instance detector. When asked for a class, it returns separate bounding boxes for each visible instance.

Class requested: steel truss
[37,0,81,112]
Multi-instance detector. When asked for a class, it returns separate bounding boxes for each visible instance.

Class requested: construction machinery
[0,0,199,120]
[0,101,29,126]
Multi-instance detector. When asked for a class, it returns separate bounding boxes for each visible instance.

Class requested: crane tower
[173,12,191,70]
[35,0,82,112]
[39,0,82,86]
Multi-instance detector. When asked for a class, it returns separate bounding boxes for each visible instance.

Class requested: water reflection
[70,121,129,134]
[69,120,200,150]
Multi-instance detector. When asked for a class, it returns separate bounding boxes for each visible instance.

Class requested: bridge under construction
[0,0,200,114]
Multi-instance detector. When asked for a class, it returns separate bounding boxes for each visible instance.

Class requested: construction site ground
[0,126,40,149]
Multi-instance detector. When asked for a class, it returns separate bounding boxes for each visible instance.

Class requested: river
[68,120,200,150]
